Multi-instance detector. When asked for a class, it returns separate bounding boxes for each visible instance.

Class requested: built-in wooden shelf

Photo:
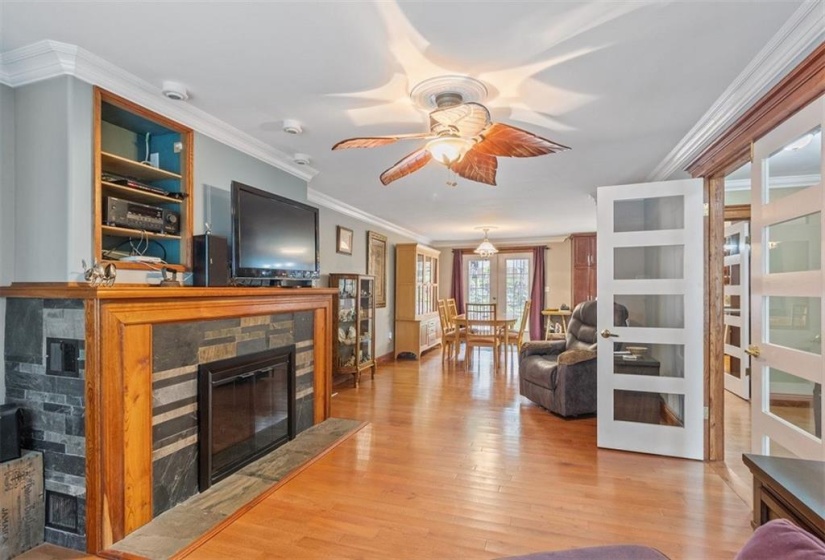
[102,225,181,240]
[101,181,182,205]
[101,151,182,181]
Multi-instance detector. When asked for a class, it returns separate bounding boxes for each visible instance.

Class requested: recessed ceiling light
[283,119,303,135]
[161,81,189,101]
[293,153,311,165]
[783,132,816,151]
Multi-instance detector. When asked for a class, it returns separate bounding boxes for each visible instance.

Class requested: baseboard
[375,351,394,365]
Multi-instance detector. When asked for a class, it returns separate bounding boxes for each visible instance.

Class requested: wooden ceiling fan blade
[429,102,491,138]
[379,148,433,185]
[473,122,570,157]
[450,149,497,186]
[332,132,434,150]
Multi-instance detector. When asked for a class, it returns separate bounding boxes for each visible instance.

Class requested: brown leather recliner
[518,300,628,417]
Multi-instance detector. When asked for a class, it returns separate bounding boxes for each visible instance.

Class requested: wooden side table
[742,453,824,541]
[542,309,571,340]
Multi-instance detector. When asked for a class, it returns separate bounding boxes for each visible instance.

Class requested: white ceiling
[0,1,805,242]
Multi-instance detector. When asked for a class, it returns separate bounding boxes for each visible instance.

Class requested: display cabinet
[395,243,441,358]
[94,88,193,272]
[330,274,376,387]
[571,232,597,307]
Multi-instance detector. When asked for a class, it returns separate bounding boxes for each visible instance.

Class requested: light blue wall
[0,83,16,403]
[13,76,93,282]
[196,133,306,238]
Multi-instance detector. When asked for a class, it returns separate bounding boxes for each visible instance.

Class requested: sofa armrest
[520,340,566,360]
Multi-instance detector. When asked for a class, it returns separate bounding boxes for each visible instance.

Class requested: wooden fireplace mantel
[0,283,336,552]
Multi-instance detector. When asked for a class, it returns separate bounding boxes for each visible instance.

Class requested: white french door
[596,178,705,460]
[464,252,532,326]
[724,221,751,400]
[750,95,824,460]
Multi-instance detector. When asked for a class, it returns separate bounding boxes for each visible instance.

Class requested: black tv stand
[231,278,315,288]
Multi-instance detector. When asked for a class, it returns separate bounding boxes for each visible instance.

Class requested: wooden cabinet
[571,233,597,308]
[330,274,376,387]
[395,244,441,358]
[94,88,193,272]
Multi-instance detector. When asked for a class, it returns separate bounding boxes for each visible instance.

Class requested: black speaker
[0,405,22,462]
[194,234,229,287]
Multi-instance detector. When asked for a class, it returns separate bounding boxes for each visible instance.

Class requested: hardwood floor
[185,348,754,559]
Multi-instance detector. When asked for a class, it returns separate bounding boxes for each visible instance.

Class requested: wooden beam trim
[707,175,726,462]
[688,43,825,178]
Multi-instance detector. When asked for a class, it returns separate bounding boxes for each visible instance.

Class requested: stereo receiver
[104,197,180,235]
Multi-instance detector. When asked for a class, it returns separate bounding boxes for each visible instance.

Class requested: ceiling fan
[332,89,570,186]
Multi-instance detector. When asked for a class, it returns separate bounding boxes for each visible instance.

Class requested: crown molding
[307,188,431,245]
[0,40,317,182]
[429,235,569,248]
[724,173,820,191]
[648,1,825,181]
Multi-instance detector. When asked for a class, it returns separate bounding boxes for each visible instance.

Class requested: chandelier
[473,227,498,257]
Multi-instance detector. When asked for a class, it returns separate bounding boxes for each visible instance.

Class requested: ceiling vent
[161,81,189,101]
[283,119,303,135]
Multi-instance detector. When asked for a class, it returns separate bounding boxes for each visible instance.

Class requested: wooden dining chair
[464,316,502,371]
[506,300,531,368]
[446,298,459,322]
[437,300,457,364]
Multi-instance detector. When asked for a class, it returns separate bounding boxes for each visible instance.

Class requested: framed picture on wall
[367,231,387,308]
[337,226,353,255]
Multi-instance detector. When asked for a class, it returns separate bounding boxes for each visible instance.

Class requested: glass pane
[467,259,491,304]
[504,258,530,324]
[724,233,741,257]
[766,126,821,203]
[724,162,751,206]
[614,390,684,426]
[614,195,684,233]
[615,294,684,329]
[614,245,684,280]
[725,355,742,379]
[767,296,821,355]
[613,343,684,378]
[725,325,741,347]
[724,263,741,286]
[767,437,800,459]
[767,212,821,274]
[768,367,822,439]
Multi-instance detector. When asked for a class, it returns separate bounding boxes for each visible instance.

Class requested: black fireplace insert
[198,346,296,490]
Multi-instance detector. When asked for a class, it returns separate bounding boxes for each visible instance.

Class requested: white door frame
[597,178,705,460]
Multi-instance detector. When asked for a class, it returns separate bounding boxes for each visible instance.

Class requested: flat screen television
[230,181,320,282]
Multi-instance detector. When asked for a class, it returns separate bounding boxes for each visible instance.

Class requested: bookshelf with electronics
[94,88,194,272]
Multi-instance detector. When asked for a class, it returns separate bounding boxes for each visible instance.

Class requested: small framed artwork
[367,231,388,308]
[337,226,354,255]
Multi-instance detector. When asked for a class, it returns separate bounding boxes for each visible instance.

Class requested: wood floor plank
[185,347,754,559]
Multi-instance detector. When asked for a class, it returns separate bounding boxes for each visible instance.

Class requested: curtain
[529,246,546,341]
[451,249,464,314]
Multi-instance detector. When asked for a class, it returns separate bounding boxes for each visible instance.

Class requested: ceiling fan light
[426,136,472,166]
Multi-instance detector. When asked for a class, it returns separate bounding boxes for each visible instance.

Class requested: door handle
[600,329,619,339]
[744,345,761,358]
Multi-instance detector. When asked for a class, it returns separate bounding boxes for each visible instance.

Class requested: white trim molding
[307,188,431,245]
[0,40,318,182]
[649,1,825,181]
[725,173,820,192]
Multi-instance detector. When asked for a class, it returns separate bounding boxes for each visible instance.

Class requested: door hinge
[703,203,709,217]
[704,406,709,420]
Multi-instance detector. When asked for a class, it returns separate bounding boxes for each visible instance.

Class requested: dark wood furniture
[613,355,662,425]
[570,233,596,307]
[743,453,825,542]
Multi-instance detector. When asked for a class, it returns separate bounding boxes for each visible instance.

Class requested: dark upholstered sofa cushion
[558,348,596,365]
[735,519,825,560]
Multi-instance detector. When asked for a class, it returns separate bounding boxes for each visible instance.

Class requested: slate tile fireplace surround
[0,285,334,553]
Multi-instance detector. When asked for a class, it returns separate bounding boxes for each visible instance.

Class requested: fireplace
[198,346,296,490]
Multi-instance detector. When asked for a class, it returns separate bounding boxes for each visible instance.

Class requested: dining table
[451,314,518,372]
